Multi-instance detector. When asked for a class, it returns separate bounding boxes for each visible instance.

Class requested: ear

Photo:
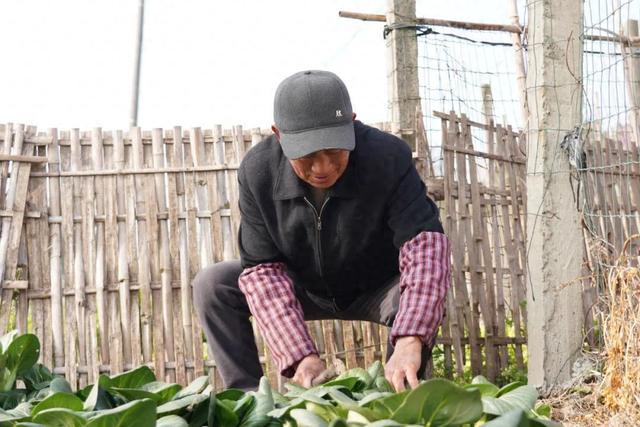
[271,125,280,141]
[352,112,357,121]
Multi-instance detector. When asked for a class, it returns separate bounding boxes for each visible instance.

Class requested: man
[193,70,450,392]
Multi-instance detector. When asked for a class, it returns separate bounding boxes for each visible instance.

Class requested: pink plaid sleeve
[238,262,318,377]
[390,231,451,346]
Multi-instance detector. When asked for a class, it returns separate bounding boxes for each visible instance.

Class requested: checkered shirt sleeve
[238,263,318,378]
[390,231,452,346]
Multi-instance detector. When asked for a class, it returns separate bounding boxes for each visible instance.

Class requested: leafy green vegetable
[0,332,562,427]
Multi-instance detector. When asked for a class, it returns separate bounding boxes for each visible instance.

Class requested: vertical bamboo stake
[91,128,109,366]
[59,131,77,386]
[70,129,87,388]
[228,126,243,257]
[152,128,175,380]
[213,126,231,261]
[462,115,499,380]
[508,0,528,128]
[183,130,204,378]
[622,20,640,145]
[48,128,65,368]
[0,124,24,295]
[167,126,187,385]
[250,128,262,148]
[104,131,122,375]
[131,127,153,363]
[190,128,214,267]
[113,130,132,365]
[173,126,195,383]
[0,124,12,207]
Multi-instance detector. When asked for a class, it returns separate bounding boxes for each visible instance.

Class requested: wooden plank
[91,128,109,367]
[131,127,153,363]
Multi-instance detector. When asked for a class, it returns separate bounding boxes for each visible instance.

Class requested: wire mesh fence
[418,25,524,177]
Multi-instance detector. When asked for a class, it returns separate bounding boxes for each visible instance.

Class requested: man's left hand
[384,336,422,391]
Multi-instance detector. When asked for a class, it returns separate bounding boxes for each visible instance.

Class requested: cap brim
[279,122,355,159]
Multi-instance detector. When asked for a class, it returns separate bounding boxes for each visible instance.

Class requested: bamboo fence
[0,116,532,390]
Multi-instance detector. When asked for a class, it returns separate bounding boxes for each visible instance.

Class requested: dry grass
[543,235,640,425]
[600,236,640,421]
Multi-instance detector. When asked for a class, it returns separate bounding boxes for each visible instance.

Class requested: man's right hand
[292,354,326,388]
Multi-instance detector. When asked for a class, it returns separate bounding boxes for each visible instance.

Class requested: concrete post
[526,0,584,390]
[386,0,419,150]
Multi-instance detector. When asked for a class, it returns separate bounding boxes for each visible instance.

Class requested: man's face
[289,149,350,189]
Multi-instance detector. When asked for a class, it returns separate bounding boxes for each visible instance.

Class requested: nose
[311,152,331,175]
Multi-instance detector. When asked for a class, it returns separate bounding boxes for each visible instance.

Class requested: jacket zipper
[303,196,338,310]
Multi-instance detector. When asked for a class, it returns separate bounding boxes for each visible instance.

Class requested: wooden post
[622,20,640,145]
[386,0,419,150]
[526,0,584,390]
[508,0,529,129]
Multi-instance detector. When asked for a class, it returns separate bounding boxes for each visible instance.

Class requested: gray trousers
[192,260,433,390]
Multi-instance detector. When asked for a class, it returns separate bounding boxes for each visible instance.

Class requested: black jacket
[238,121,443,306]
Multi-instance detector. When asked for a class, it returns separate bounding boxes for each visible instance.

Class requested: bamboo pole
[104,131,123,375]
[190,128,214,267]
[508,0,529,129]
[48,129,65,368]
[213,126,231,261]
[0,124,12,209]
[113,130,132,365]
[166,126,187,385]
[131,127,153,363]
[183,130,204,378]
[339,10,521,33]
[91,128,109,366]
[70,129,87,388]
[173,126,195,383]
[622,20,640,145]
[152,128,175,380]
[0,124,25,291]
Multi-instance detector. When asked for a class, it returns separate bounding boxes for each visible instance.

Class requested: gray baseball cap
[274,70,355,159]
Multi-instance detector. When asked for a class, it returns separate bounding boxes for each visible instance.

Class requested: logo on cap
[336,110,342,118]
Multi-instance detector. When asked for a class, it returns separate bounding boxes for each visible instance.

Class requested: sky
[0,1,522,130]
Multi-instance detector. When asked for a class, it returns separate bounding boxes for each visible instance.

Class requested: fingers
[302,373,313,389]
[391,369,406,392]
[405,366,419,390]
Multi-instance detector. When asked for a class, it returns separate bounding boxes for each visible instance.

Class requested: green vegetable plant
[0,331,561,426]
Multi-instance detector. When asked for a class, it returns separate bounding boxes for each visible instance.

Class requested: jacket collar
[273,153,358,200]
